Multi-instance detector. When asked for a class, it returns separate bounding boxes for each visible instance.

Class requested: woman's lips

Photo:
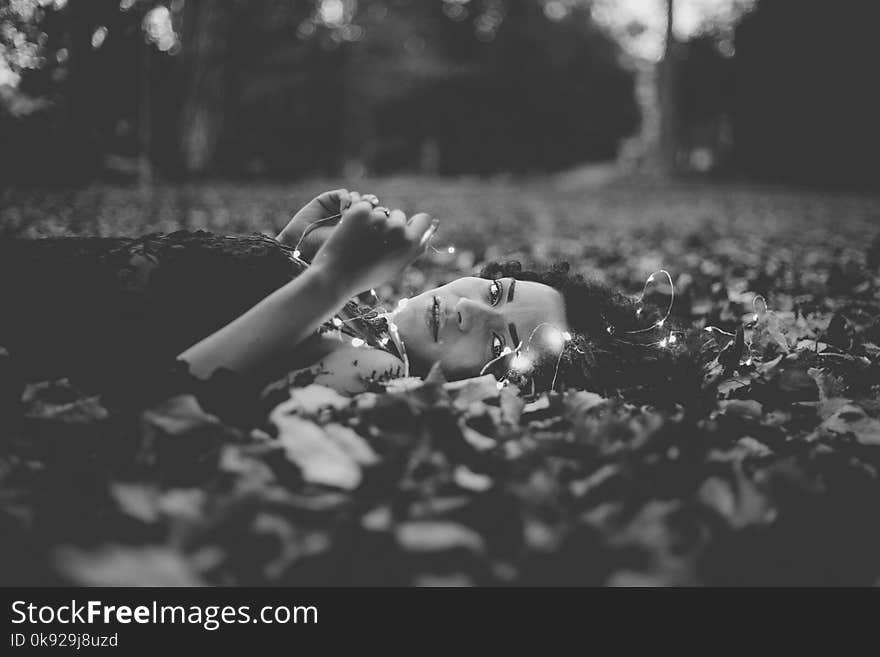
[426,295,445,342]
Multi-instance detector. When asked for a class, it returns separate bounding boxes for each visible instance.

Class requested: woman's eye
[491,333,505,359]
[488,280,503,306]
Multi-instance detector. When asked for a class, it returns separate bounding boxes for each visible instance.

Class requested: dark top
[0,230,395,425]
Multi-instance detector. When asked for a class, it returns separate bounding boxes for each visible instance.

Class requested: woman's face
[392,276,569,380]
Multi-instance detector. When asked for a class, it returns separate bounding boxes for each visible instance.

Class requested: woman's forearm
[178,263,350,381]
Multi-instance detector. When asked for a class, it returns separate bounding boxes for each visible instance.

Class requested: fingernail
[419,220,439,246]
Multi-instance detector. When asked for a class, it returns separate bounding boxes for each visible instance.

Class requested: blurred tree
[657,0,678,174]
[0,0,178,183]
[365,0,640,174]
[194,0,639,177]
[178,0,230,176]
[3,0,641,181]
[675,34,733,174]
[732,0,880,189]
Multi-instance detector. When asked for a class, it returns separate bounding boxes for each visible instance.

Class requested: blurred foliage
[3,178,880,584]
[366,1,639,174]
[4,0,880,190]
[672,0,880,188]
[0,0,177,182]
[0,0,639,181]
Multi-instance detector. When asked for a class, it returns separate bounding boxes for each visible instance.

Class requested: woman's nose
[455,297,494,333]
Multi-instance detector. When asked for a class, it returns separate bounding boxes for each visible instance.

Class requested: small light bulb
[541,328,564,352]
[332,317,343,328]
[447,246,456,254]
[293,249,301,259]
[510,353,532,372]
[351,338,365,347]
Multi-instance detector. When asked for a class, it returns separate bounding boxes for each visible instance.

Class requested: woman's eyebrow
[508,322,519,347]
[506,278,516,303]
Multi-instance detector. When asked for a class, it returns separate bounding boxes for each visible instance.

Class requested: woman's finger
[343,200,374,226]
[317,188,348,214]
[337,189,352,212]
[387,209,407,230]
[367,208,395,239]
[406,213,437,246]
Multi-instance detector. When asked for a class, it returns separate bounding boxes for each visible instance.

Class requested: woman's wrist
[300,258,358,300]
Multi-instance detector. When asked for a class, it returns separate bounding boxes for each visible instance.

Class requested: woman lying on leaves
[0,190,694,426]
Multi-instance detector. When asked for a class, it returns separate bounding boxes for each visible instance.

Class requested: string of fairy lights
[702,294,767,367]
[478,269,680,392]
[289,207,453,380]
[288,204,767,393]
[290,211,455,261]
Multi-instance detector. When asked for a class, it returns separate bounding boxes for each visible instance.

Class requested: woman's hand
[180,201,434,381]
[311,201,437,296]
[276,189,380,260]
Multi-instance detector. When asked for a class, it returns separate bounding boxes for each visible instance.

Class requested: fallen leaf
[54,545,204,586]
[142,394,218,436]
[459,423,497,451]
[273,384,350,416]
[453,465,493,491]
[718,399,763,421]
[445,375,500,406]
[822,404,880,445]
[385,377,426,394]
[111,483,159,523]
[396,521,485,554]
[272,414,361,490]
[522,396,551,414]
[322,423,378,465]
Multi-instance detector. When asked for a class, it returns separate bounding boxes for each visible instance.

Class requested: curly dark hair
[479,261,705,406]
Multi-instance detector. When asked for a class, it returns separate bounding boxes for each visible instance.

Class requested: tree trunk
[178,1,231,176]
[62,0,103,179]
[658,0,679,175]
[138,29,153,188]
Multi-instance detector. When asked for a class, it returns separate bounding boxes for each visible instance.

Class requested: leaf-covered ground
[2,176,880,585]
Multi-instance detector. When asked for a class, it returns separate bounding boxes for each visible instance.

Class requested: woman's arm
[179,262,348,381]
[180,202,435,383]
